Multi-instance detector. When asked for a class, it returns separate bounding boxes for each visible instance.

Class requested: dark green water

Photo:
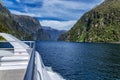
[37,41,120,80]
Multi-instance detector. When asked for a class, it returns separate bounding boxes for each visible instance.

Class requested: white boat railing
[24,41,36,80]
[0,41,51,80]
[24,41,51,80]
[0,41,34,54]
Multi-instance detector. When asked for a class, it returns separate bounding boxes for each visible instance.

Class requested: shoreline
[108,42,120,44]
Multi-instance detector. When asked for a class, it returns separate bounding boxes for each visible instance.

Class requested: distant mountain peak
[42,26,66,41]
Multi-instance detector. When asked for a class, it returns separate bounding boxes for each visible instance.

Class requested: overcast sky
[3,0,104,30]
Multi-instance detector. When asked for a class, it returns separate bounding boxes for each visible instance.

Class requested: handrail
[1,40,52,80]
[0,48,14,50]
[24,41,45,80]
[0,41,34,50]
[0,41,35,55]
[0,40,34,43]
[0,48,31,49]
[24,41,36,80]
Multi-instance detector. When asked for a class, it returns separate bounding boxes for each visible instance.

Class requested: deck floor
[0,50,13,56]
[0,33,30,80]
[0,69,26,80]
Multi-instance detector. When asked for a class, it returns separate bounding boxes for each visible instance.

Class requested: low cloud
[3,0,104,21]
[40,20,77,30]
[3,0,104,30]
[10,10,42,17]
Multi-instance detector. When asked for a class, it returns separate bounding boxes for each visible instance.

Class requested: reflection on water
[36,41,120,80]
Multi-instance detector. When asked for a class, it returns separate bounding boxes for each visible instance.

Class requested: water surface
[36,41,120,80]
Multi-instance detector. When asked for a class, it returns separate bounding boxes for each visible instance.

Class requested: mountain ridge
[59,0,120,42]
[0,4,50,40]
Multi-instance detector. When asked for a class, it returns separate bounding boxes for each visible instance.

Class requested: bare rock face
[11,14,42,40]
[12,15,41,34]
[42,26,66,41]
[36,29,50,41]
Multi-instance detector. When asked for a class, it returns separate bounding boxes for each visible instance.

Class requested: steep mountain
[60,0,120,42]
[12,14,41,39]
[0,3,25,39]
[36,28,50,41]
[0,3,50,40]
[42,26,66,41]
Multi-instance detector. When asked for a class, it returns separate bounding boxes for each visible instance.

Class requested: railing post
[24,41,36,80]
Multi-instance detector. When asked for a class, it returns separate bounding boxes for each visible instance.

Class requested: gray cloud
[3,0,104,30]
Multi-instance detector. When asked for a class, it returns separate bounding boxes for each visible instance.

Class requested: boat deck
[0,69,25,80]
[0,33,57,80]
[0,50,13,56]
[0,33,30,80]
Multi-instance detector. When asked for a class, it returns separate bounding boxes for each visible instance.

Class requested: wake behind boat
[0,33,65,80]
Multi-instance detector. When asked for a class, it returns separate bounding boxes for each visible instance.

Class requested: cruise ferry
[0,33,63,80]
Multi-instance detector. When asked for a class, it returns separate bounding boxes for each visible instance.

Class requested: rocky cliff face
[36,29,50,41]
[0,3,11,17]
[12,14,41,40]
[60,0,120,42]
[0,4,50,40]
[0,4,24,39]
[12,15,41,34]
[42,26,66,41]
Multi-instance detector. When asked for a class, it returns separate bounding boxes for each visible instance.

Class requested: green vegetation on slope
[63,0,120,42]
[0,12,25,39]
[0,36,6,41]
[0,23,9,33]
[0,4,38,40]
